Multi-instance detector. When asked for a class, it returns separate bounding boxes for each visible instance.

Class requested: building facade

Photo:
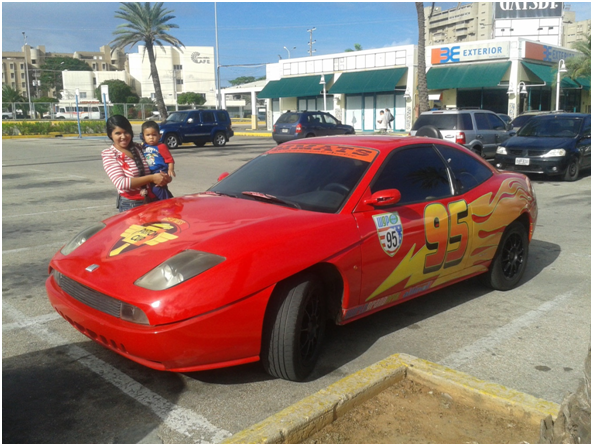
[425,3,495,45]
[127,45,216,106]
[259,45,416,132]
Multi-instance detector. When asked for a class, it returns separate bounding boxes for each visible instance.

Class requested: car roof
[420,109,495,115]
[528,112,588,119]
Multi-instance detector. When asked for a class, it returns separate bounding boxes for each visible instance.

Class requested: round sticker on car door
[373,212,403,257]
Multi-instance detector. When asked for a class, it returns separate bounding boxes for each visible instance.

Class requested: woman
[102,115,170,212]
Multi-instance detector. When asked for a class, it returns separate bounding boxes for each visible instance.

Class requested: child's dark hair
[106,115,134,141]
[141,120,160,134]
[106,115,146,177]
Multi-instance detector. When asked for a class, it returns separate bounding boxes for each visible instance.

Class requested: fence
[1,102,202,121]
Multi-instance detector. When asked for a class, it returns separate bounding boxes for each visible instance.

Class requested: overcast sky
[2,1,591,85]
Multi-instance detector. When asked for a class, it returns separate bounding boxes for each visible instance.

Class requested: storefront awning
[522,61,555,83]
[426,62,511,90]
[575,77,591,90]
[257,74,334,99]
[328,67,407,94]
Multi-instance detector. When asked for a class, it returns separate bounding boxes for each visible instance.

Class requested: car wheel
[415,125,442,138]
[472,146,485,158]
[563,158,579,182]
[212,132,226,147]
[481,221,528,291]
[262,273,326,381]
[165,134,179,149]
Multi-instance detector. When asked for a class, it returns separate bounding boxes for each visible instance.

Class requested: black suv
[159,109,234,149]
[273,111,355,144]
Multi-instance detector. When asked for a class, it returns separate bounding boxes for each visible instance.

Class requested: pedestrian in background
[102,115,170,213]
[384,108,394,132]
[377,110,388,134]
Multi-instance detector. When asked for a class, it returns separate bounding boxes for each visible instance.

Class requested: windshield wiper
[242,191,301,209]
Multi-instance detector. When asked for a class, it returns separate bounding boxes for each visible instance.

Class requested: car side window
[202,111,215,123]
[308,114,322,124]
[371,145,452,204]
[459,113,473,130]
[486,113,506,130]
[435,144,493,193]
[474,113,491,130]
[323,114,337,125]
[215,111,229,122]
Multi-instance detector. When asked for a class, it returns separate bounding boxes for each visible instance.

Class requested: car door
[577,115,591,169]
[321,113,342,135]
[199,110,217,141]
[350,144,474,319]
[473,113,500,158]
[306,113,325,136]
[181,111,202,142]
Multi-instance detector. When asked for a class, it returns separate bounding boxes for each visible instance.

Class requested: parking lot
[2,135,591,443]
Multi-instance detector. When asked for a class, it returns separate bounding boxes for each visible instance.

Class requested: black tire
[212,132,226,147]
[415,125,442,139]
[305,133,316,138]
[563,158,579,182]
[472,145,485,158]
[481,221,529,291]
[165,134,179,149]
[194,141,206,147]
[262,273,326,381]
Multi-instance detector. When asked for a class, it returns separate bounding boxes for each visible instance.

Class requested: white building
[259,44,416,132]
[493,2,564,45]
[127,45,216,106]
[60,70,130,102]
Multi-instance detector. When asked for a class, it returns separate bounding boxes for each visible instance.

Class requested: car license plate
[282,129,289,133]
[515,158,530,166]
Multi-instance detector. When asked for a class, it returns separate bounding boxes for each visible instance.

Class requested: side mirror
[364,189,401,207]
[217,172,230,182]
[187,118,194,124]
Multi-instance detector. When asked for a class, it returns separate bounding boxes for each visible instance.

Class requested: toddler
[141,120,175,200]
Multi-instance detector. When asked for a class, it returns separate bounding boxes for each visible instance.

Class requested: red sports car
[46,136,538,381]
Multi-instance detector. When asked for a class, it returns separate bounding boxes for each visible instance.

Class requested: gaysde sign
[495,2,563,19]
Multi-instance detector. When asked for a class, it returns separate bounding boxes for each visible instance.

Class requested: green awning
[257,74,334,99]
[426,62,511,89]
[561,77,581,89]
[328,67,407,94]
[576,77,591,90]
[522,62,554,83]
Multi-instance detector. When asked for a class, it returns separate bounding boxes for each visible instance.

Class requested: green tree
[110,2,185,120]
[345,44,363,52]
[177,92,206,107]
[566,34,591,80]
[229,76,257,86]
[33,96,59,117]
[38,56,92,96]
[95,79,139,103]
[2,84,25,104]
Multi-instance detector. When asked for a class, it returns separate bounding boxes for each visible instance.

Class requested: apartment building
[425,3,495,46]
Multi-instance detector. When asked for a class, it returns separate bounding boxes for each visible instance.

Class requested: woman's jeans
[118,196,145,213]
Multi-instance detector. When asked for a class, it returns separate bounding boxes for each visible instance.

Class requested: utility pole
[307,27,316,56]
[22,32,33,117]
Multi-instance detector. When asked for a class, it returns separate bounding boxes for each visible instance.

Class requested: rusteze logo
[431,42,510,64]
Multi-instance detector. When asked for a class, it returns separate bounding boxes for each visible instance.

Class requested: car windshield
[209,152,372,213]
[164,112,187,123]
[511,114,538,128]
[518,117,583,138]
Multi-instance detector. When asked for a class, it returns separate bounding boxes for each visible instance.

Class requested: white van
[49,105,104,120]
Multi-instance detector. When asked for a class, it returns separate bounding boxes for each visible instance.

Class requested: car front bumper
[46,274,273,372]
[494,155,570,176]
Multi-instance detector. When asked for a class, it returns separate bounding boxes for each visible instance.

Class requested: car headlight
[542,149,566,157]
[61,223,106,255]
[496,146,507,155]
[135,250,226,290]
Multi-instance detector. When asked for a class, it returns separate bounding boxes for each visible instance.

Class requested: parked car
[273,111,355,144]
[509,111,552,131]
[495,113,591,181]
[410,109,515,159]
[159,109,234,149]
[46,135,537,381]
[146,111,161,121]
[498,113,512,125]
[2,111,13,119]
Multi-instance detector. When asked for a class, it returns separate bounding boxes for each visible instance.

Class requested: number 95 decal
[424,200,469,274]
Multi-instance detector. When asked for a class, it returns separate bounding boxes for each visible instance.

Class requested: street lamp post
[283,46,295,59]
[319,75,326,111]
[22,32,33,118]
[556,59,567,111]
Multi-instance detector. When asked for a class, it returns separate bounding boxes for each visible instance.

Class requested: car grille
[508,148,546,157]
[55,271,122,318]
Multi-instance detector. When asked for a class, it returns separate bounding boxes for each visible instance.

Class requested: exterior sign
[524,41,576,63]
[431,42,510,64]
[495,2,563,19]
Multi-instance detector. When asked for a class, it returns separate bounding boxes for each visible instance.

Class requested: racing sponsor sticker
[373,212,403,257]
[109,217,189,257]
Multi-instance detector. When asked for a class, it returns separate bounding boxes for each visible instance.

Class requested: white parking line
[441,289,575,369]
[3,204,113,219]
[3,302,232,443]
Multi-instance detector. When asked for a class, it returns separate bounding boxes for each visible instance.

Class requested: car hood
[51,194,359,324]
[503,135,576,150]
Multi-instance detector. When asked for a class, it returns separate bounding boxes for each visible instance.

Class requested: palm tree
[566,34,591,80]
[110,2,185,120]
[345,44,363,52]
[415,2,434,115]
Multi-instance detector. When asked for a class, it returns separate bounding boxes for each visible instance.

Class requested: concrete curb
[223,353,559,444]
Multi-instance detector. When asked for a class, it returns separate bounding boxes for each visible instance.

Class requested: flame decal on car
[366,178,533,301]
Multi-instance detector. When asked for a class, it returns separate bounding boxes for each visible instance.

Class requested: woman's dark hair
[106,115,146,177]
[106,115,134,141]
